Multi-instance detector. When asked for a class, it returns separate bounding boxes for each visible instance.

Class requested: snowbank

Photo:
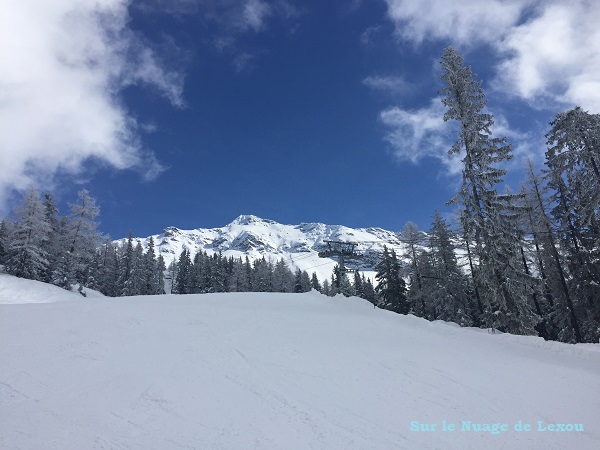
[0,273,104,304]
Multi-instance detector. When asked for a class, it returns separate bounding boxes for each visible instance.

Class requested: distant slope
[116,214,411,282]
[1,279,599,449]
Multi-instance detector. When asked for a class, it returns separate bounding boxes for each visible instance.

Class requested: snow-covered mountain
[120,214,412,281]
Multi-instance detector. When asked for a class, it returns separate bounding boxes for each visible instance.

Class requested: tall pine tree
[7,190,51,280]
[545,107,600,342]
[375,246,408,313]
[440,47,537,335]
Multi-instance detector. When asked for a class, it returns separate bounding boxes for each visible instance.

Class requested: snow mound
[0,273,105,304]
[1,281,599,449]
[0,273,102,304]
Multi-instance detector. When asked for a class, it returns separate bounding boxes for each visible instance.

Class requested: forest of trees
[0,47,598,344]
[0,189,166,297]
[397,47,600,344]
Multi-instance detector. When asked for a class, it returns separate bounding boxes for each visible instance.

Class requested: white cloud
[379,100,462,175]
[0,0,184,211]
[379,100,542,179]
[384,0,530,45]
[496,1,600,111]
[241,0,272,32]
[363,75,412,96]
[383,0,600,112]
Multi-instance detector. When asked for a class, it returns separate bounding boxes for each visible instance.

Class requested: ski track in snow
[0,280,599,449]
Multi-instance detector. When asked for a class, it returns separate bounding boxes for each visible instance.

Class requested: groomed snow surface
[1,274,599,449]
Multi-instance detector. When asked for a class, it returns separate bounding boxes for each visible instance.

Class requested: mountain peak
[230,214,274,226]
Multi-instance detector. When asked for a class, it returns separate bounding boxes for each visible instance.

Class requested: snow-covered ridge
[117,215,410,281]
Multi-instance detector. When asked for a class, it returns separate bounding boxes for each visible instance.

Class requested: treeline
[0,189,101,294]
[386,47,600,344]
[0,189,166,297]
[168,247,381,299]
[336,49,600,345]
[327,216,476,328]
[168,249,316,294]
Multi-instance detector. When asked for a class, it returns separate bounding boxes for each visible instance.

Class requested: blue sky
[2,0,599,238]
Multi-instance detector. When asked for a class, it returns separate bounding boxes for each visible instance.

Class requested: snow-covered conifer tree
[0,219,12,267]
[440,47,537,335]
[545,107,600,342]
[400,221,427,316]
[273,258,294,292]
[310,272,321,292]
[66,189,100,286]
[253,256,273,292]
[425,212,474,326]
[41,193,62,283]
[375,246,408,313]
[361,274,376,306]
[321,278,331,296]
[119,232,135,296]
[7,190,51,280]
[174,248,192,294]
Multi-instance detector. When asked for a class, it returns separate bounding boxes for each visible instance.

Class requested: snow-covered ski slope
[1,276,599,449]
[119,214,408,281]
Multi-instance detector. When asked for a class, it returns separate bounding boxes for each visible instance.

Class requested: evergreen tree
[41,193,61,283]
[156,254,166,294]
[229,257,249,292]
[400,222,427,317]
[174,249,193,294]
[310,272,321,292]
[142,237,162,295]
[244,256,253,291]
[253,256,273,292]
[50,216,73,289]
[361,275,377,306]
[166,259,178,294]
[331,264,354,297]
[374,246,408,313]
[293,269,304,293]
[300,270,311,292]
[545,107,600,342]
[96,239,120,296]
[129,241,145,295]
[7,190,51,280]
[321,278,331,296]
[293,269,311,293]
[0,219,11,267]
[66,189,100,286]
[119,231,135,296]
[330,273,338,296]
[273,258,294,292]
[426,212,474,326]
[353,271,364,298]
[517,167,567,340]
[440,47,537,335]
[209,252,228,292]
[198,250,209,292]
[51,251,74,291]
